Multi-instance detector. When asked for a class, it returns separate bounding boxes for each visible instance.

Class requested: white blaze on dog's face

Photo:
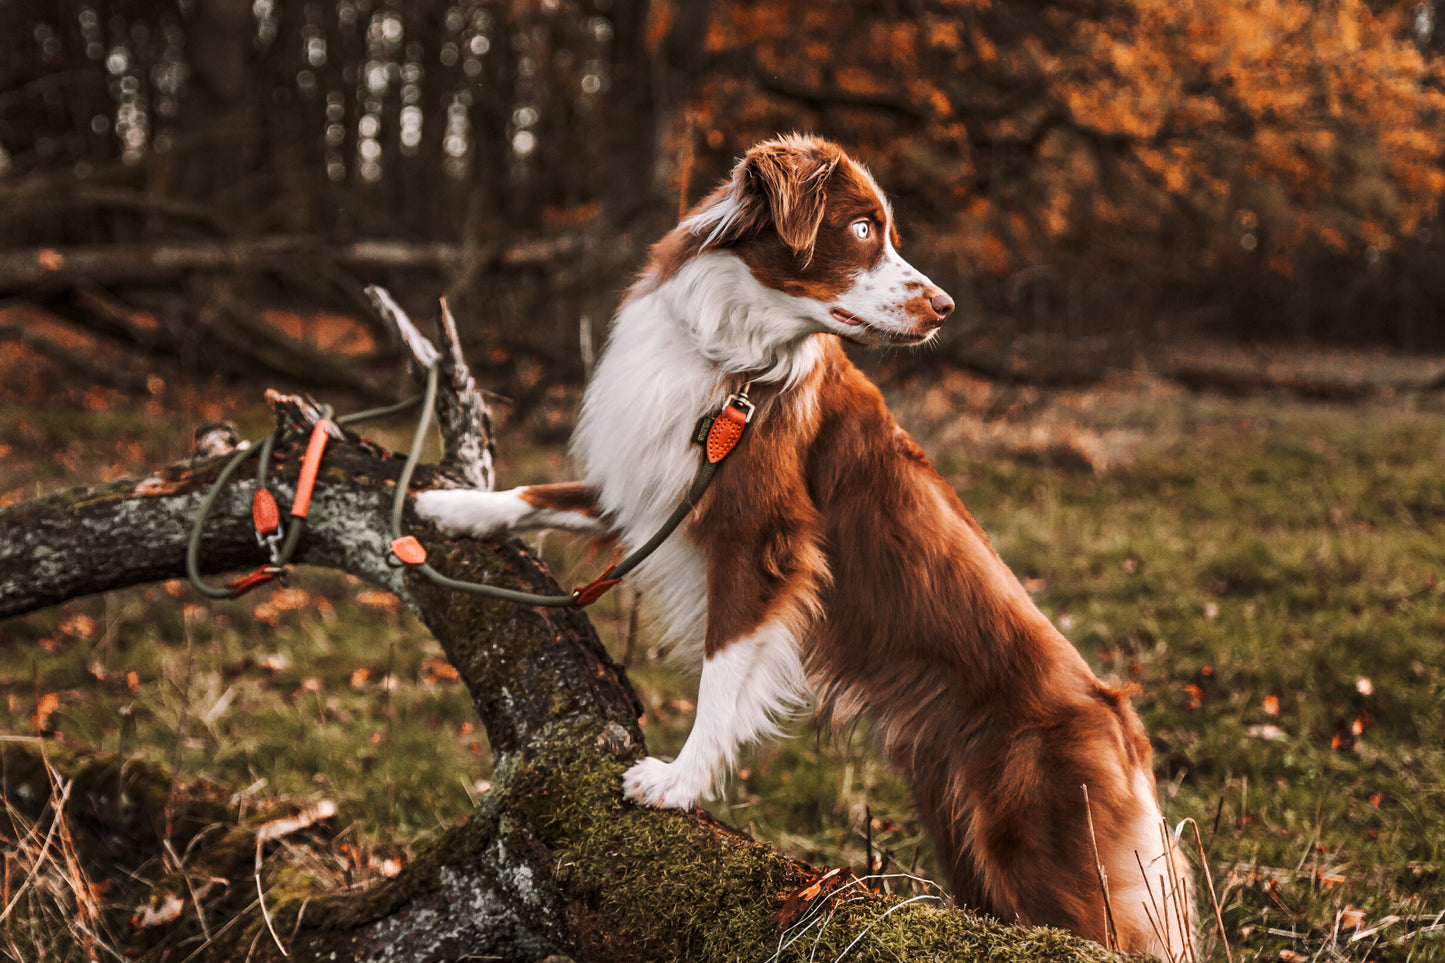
[686,134,955,347]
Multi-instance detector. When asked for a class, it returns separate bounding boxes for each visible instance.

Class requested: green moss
[498,724,1121,963]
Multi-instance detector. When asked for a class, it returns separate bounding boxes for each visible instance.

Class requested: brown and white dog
[417,134,1194,953]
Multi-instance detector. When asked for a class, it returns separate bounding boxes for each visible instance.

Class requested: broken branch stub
[365,284,494,491]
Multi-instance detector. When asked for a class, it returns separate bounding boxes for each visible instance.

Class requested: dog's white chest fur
[570,254,822,665]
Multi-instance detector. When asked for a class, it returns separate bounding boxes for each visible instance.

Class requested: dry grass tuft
[1,742,118,962]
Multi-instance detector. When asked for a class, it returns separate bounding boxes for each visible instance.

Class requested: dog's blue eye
[851,220,870,240]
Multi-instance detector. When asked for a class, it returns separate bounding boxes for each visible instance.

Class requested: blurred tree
[0,0,708,400]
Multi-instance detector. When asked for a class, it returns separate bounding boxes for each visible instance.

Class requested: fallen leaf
[269,587,312,612]
[1183,683,1205,710]
[260,653,291,673]
[59,614,96,637]
[256,799,337,845]
[773,867,852,929]
[32,692,59,734]
[356,590,400,613]
[419,658,460,684]
[131,893,184,929]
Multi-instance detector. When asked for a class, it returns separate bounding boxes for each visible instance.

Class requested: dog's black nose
[929,291,955,320]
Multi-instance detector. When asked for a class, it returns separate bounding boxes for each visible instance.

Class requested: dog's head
[685,134,954,346]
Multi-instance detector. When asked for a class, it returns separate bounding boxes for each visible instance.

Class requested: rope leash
[186,364,755,608]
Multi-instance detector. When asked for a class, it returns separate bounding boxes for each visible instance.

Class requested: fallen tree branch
[0,236,582,295]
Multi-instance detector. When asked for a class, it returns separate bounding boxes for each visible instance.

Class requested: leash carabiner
[187,411,334,599]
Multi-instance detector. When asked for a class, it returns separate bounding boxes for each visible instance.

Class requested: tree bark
[0,295,1119,963]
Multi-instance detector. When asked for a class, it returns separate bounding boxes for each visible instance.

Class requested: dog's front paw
[622,756,712,809]
[414,489,517,537]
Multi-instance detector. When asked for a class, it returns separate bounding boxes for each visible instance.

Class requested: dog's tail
[893,680,1196,956]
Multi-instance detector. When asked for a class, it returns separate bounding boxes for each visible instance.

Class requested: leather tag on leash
[693,392,754,464]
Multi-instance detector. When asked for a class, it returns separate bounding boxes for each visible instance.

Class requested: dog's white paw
[622,756,712,809]
[414,489,520,537]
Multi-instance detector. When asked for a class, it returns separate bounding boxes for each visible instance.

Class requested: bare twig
[1160,820,1196,963]
[1081,784,1119,951]
[1177,817,1233,963]
[0,777,73,923]
[255,835,288,957]
[1135,850,1171,958]
[366,286,438,374]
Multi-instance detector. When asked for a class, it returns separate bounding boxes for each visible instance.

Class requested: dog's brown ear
[744,140,839,264]
[691,135,841,265]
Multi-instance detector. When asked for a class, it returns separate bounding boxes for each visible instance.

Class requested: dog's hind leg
[416,482,608,537]
[623,619,806,808]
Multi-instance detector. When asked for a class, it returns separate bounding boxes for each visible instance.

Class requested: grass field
[2,359,1444,960]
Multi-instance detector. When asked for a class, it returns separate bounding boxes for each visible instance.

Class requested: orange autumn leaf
[32,692,59,733]
[355,591,400,613]
[419,658,461,684]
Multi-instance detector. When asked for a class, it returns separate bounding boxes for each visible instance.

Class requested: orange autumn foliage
[673,0,1443,302]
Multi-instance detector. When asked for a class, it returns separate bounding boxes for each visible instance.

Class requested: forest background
[2,0,1443,399]
[2,1,1445,961]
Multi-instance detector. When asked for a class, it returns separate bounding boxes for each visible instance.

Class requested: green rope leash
[186,362,753,607]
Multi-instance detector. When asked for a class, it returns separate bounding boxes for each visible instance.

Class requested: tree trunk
[0,295,1119,963]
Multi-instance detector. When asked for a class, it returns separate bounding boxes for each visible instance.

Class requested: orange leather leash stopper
[390,535,427,566]
[252,488,281,536]
[290,420,332,519]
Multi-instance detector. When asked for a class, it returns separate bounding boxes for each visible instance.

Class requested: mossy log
[0,296,1126,962]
